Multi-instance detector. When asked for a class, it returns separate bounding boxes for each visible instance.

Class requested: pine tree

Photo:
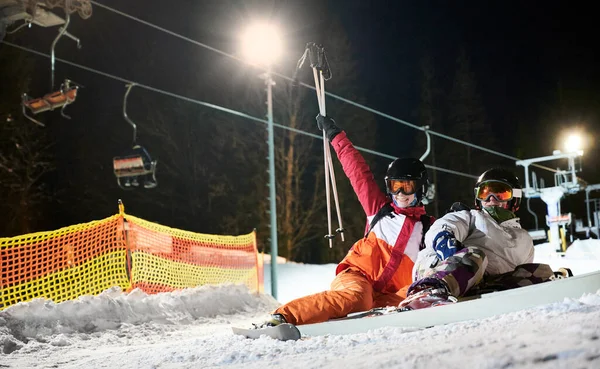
[440,46,494,209]
[0,44,55,236]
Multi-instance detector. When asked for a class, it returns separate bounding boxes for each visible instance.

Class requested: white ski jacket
[415,209,534,276]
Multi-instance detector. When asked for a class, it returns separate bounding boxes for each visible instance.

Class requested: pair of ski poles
[296,43,345,248]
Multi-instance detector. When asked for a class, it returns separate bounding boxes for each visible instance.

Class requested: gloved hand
[316,114,342,142]
[432,230,461,260]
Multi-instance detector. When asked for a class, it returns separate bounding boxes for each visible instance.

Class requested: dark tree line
[417,46,497,218]
[1,2,517,263]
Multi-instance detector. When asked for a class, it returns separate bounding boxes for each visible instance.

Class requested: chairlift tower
[516,150,584,252]
[1,0,92,36]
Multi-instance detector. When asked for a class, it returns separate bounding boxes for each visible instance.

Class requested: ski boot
[398,277,458,311]
[253,313,287,329]
[551,267,573,280]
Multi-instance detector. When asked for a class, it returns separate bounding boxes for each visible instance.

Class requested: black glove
[316,114,342,142]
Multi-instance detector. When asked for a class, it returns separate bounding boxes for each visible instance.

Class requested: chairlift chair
[113,145,158,189]
[113,83,158,190]
[19,9,82,126]
[22,79,79,126]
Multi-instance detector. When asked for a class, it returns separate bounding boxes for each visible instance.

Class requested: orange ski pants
[274,268,407,326]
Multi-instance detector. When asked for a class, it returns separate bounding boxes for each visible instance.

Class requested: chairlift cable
[88,0,557,174]
[1,40,477,179]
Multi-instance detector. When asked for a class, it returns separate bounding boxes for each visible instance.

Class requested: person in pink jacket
[258,114,434,327]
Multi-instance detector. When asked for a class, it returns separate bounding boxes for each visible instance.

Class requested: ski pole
[312,45,345,242]
[299,43,345,246]
[312,67,335,246]
[312,66,345,243]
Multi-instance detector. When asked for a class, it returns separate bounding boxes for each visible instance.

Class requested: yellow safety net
[125,214,261,294]
[0,208,262,310]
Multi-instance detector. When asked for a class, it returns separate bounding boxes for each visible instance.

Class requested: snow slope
[1,240,599,369]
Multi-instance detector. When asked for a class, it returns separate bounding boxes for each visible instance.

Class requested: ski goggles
[386,179,418,195]
[474,180,521,202]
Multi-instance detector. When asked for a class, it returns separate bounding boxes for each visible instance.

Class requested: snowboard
[232,323,301,341]
[298,269,600,338]
[232,269,600,341]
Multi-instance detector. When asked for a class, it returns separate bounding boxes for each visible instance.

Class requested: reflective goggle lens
[475,181,513,201]
[387,179,418,195]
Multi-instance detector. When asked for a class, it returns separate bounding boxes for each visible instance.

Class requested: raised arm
[317,115,388,216]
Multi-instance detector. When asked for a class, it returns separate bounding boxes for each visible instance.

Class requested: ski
[232,323,301,341]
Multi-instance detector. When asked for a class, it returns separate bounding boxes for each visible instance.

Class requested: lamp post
[241,23,282,299]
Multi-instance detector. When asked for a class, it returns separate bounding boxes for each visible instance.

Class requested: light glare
[241,23,282,66]
[564,134,583,153]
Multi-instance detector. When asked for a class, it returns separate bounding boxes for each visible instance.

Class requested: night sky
[334,1,600,224]
[2,0,599,239]
[331,1,600,226]
[332,1,599,164]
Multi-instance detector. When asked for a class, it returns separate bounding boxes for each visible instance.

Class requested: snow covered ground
[1,239,600,369]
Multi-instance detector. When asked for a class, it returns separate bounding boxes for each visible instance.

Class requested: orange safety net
[1,209,262,310]
[0,215,130,310]
[124,214,261,294]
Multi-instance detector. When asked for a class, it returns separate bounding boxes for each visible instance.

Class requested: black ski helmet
[384,157,429,203]
[474,167,522,211]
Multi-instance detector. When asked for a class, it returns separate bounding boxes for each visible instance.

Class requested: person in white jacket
[399,167,553,310]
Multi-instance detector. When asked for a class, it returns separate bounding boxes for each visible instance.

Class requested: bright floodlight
[241,23,282,66]
[564,133,583,153]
